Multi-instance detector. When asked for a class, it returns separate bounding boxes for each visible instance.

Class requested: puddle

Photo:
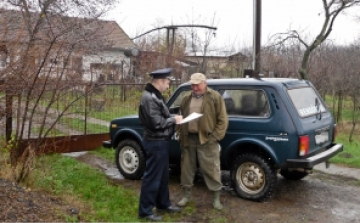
[93,159,124,180]
[62,151,124,180]
[62,151,88,158]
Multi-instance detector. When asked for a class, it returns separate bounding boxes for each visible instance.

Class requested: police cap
[149,68,173,79]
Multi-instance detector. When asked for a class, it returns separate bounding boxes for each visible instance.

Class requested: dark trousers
[139,140,171,216]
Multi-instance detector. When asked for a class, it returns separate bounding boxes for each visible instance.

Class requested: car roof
[177,78,311,89]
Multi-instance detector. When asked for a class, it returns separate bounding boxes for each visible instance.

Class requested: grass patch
[30,126,65,137]
[61,117,108,134]
[89,106,137,121]
[324,95,360,123]
[32,154,140,222]
[89,147,114,161]
[330,132,360,168]
[29,152,185,222]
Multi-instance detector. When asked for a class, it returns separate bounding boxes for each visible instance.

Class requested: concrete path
[314,163,360,180]
[64,151,360,181]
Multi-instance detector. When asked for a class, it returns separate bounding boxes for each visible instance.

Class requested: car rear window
[287,87,326,118]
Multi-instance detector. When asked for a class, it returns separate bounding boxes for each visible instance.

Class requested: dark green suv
[103,78,343,201]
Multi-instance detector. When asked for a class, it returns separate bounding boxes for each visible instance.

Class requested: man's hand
[174,115,183,124]
[213,136,219,142]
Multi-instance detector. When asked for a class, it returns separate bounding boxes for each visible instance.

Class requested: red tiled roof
[0,9,135,50]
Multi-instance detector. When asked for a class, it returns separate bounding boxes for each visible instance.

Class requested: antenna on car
[243,69,261,80]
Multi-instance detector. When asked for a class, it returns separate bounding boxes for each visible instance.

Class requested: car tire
[115,139,145,180]
[230,153,277,202]
[280,169,309,180]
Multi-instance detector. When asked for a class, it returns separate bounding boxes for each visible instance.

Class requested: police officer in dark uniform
[138,68,183,222]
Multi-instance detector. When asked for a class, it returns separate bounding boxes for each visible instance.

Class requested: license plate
[315,130,329,145]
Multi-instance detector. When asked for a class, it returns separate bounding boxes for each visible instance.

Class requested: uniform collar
[145,83,165,102]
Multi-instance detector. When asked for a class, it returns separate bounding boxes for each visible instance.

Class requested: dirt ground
[1,152,360,222]
[0,178,79,222]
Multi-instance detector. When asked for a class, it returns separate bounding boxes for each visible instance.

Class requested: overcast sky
[106,0,360,48]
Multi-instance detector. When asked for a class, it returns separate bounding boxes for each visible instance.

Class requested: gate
[0,82,179,153]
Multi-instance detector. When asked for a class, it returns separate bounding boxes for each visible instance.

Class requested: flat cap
[149,68,173,79]
[189,73,207,84]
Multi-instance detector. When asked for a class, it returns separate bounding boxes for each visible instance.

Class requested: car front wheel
[115,139,145,180]
[230,153,277,202]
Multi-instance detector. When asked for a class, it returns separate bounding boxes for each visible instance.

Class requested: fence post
[122,84,126,102]
[84,93,88,135]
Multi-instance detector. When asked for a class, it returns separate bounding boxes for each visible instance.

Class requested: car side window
[221,89,270,117]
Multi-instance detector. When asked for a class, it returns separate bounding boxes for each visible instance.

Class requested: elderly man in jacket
[138,68,183,222]
[177,73,228,209]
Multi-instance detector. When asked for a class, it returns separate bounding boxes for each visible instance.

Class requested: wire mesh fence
[0,82,180,140]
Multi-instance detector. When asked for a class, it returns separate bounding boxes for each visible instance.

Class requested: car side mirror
[169,106,180,114]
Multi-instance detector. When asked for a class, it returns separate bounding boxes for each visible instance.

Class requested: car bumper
[286,143,343,169]
[102,140,112,148]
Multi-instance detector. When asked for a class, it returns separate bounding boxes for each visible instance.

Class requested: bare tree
[0,0,118,182]
[270,0,360,80]
[261,40,303,78]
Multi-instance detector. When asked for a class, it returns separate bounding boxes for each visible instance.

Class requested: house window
[90,62,122,82]
[72,56,83,71]
[0,53,6,68]
[0,45,7,69]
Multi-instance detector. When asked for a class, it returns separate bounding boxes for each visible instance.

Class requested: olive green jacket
[177,87,228,146]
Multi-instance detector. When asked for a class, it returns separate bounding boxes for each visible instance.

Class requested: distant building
[0,8,136,83]
[182,51,251,79]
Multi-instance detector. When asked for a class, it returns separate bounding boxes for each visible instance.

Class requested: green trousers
[180,134,222,191]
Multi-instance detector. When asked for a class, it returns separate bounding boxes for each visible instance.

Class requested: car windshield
[169,90,192,108]
[287,87,326,118]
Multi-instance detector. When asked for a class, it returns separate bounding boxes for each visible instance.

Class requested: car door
[219,87,295,167]
[167,87,192,165]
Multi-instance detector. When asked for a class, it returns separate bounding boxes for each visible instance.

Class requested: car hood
[111,114,140,126]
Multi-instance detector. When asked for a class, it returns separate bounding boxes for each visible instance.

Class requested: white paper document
[179,112,203,124]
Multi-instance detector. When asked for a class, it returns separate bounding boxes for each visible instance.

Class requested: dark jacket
[177,87,228,146]
[139,83,176,140]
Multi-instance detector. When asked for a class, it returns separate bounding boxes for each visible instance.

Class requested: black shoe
[157,204,181,213]
[138,214,163,222]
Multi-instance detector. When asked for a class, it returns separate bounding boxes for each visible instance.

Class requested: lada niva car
[103,78,343,201]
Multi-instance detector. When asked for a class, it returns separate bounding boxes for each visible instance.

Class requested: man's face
[191,81,207,96]
[159,78,170,93]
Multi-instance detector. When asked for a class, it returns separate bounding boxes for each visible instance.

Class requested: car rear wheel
[280,169,309,180]
[115,139,145,180]
[230,153,277,202]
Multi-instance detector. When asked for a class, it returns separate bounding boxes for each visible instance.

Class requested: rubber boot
[177,187,191,207]
[213,190,223,210]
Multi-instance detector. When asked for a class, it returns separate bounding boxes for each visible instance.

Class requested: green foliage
[1,135,14,153]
